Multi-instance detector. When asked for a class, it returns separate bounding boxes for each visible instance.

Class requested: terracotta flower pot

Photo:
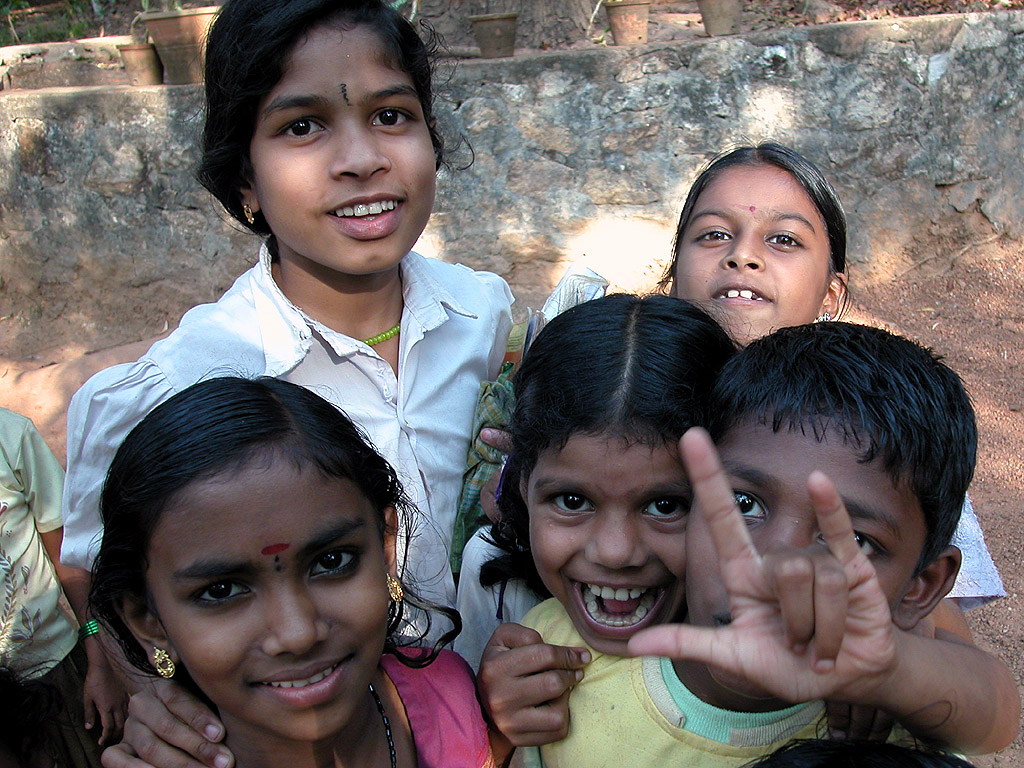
[139,6,221,84]
[697,0,742,36]
[117,43,163,86]
[469,12,518,59]
[605,0,651,46]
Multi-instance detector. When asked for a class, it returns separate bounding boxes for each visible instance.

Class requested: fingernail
[814,659,836,673]
[573,670,583,683]
[579,650,591,664]
[84,722,93,730]
[204,724,222,740]
[214,753,232,768]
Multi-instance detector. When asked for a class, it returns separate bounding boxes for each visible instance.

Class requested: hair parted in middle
[706,321,977,572]
[482,294,736,594]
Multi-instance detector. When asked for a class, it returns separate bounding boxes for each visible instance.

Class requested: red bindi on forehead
[749,205,756,213]
[260,543,290,556]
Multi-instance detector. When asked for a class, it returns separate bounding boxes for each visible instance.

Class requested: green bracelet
[78,619,100,642]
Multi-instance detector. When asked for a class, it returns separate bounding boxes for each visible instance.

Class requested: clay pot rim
[468,12,519,22]
[138,5,221,22]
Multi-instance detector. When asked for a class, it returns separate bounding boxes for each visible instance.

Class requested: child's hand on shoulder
[627,428,900,706]
[103,679,233,768]
[477,622,590,746]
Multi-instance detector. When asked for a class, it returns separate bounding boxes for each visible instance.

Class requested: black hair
[482,294,736,592]
[707,322,976,572]
[746,738,976,768]
[0,666,59,766]
[661,142,849,315]
[89,377,458,681]
[197,0,448,234]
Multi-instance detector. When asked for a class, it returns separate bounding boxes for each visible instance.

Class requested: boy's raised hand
[626,427,898,706]
[477,622,590,746]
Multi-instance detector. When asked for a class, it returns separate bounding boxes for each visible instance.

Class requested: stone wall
[2,11,1023,357]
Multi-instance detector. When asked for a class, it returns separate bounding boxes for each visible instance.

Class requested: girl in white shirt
[62,0,512,623]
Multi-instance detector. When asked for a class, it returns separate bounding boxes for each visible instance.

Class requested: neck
[271,257,404,341]
[672,659,788,713]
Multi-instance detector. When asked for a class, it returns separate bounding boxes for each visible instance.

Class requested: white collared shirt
[62,246,513,615]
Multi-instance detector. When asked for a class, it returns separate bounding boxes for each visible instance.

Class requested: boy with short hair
[521,322,1018,767]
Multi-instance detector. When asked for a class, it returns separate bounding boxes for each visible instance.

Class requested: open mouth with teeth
[714,288,766,301]
[578,582,664,629]
[261,662,340,689]
[331,200,397,218]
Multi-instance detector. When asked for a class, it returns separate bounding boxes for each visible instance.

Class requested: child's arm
[628,428,1020,753]
[866,623,1020,752]
[477,623,590,747]
[41,528,130,746]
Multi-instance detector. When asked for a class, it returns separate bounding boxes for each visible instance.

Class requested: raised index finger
[805,470,862,567]
[679,428,760,577]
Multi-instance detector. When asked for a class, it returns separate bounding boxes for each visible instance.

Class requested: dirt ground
[0,0,1021,763]
[846,215,1024,766]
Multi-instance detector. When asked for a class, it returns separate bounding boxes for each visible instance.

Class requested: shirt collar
[400,250,476,331]
[250,244,475,359]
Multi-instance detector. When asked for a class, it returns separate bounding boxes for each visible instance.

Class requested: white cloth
[454,529,542,671]
[949,494,1004,609]
[62,246,513,621]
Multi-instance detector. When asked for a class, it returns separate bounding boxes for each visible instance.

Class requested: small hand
[82,644,130,745]
[478,623,590,746]
[109,679,233,768]
[825,701,894,741]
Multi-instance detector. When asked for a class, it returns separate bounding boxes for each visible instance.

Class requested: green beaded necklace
[362,322,401,347]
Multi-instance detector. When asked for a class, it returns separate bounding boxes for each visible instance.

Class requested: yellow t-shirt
[516,598,865,768]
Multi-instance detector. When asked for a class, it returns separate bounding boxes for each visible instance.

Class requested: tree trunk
[416,0,594,51]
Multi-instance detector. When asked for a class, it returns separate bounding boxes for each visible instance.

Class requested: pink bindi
[261,543,290,556]
[749,205,756,213]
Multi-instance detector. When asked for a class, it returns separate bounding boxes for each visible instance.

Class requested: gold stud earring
[386,573,404,604]
[243,204,255,225]
[153,647,176,679]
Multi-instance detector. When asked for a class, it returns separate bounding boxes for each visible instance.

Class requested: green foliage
[0,0,100,46]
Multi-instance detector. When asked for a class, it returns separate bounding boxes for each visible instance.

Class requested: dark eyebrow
[172,518,367,580]
[371,84,419,102]
[261,84,419,120]
[689,209,818,232]
[721,460,778,491]
[296,518,367,560]
[840,498,903,541]
[260,93,332,120]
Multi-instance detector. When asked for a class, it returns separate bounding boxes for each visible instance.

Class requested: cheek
[528,515,576,582]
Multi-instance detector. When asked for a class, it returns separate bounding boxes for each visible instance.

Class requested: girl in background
[662,142,1003,614]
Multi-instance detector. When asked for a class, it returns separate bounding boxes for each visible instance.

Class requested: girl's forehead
[151,462,378,556]
[283,22,401,81]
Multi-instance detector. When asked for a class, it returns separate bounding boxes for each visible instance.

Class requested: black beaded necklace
[368,682,397,768]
